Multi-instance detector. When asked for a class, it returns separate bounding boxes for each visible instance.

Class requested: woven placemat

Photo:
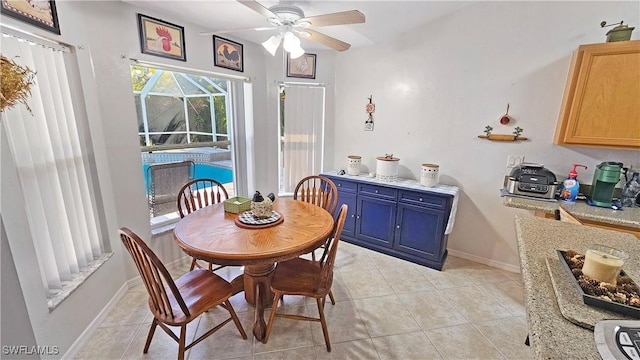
[546,256,635,330]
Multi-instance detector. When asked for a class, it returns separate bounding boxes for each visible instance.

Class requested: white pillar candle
[582,249,625,285]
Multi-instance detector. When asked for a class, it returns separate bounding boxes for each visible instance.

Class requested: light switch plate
[507,155,524,168]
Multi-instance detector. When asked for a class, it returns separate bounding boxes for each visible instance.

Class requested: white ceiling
[123,0,473,51]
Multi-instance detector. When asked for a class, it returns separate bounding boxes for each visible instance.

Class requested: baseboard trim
[62,283,129,359]
[447,249,521,273]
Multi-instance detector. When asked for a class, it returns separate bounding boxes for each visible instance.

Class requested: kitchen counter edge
[504,196,640,230]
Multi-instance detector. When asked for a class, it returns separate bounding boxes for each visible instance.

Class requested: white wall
[1,0,274,356]
[331,1,640,271]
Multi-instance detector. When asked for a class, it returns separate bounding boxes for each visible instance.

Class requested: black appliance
[506,163,559,199]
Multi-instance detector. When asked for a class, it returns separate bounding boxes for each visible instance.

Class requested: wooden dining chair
[177,178,229,271]
[263,204,348,352]
[293,175,339,217]
[119,228,246,360]
[292,174,339,304]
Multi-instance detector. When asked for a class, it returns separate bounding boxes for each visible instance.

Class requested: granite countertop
[515,214,640,359]
[504,196,640,230]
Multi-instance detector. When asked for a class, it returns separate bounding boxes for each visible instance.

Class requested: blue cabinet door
[356,196,396,248]
[394,203,445,261]
[337,191,357,238]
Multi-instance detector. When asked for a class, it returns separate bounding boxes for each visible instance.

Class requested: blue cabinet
[324,173,455,270]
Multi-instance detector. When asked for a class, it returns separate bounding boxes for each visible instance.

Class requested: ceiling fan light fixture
[282,31,301,52]
[289,45,305,59]
[262,34,282,56]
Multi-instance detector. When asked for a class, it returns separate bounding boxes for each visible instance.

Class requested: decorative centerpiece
[251,191,276,219]
[559,249,640,316]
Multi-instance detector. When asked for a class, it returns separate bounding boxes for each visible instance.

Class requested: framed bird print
[1,0,60,34]
[213,36,243,72]
[287,53,316,79]
[137,14,186,62]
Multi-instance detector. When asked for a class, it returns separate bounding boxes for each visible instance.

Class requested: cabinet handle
[396,224,400,229]
[375,190,379,193]
[356,215,360,219]
[337,183,341,187]
[419,197,423,202]
[351,214,355,218]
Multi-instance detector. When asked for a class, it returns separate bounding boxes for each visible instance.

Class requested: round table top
[173,198,335,266]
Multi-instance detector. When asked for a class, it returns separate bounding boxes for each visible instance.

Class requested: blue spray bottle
[560,164,587,202]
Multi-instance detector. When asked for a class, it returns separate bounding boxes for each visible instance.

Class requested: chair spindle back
[119,228,189,320]
[293,175,338,216]
[177,178,229,218]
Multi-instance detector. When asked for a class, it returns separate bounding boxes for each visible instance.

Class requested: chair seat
[271,258,331,297]
[154,269,233,325]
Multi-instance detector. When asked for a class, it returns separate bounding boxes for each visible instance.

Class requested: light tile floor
[74,243,533,359]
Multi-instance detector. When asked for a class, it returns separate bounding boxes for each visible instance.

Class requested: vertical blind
[281,85,325,193]
[1,33,104,294]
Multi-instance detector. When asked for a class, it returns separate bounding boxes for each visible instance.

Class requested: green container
[223,197,251,214]
[606,24,635,42]
[589,162,623,206]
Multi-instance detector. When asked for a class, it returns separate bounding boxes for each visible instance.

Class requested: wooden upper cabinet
[554,40,640,149]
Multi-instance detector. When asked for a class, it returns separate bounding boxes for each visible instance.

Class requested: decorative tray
[234,210,283,229]
[556,250,640,319]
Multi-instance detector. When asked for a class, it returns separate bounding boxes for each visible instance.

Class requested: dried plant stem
[1,55,36,114]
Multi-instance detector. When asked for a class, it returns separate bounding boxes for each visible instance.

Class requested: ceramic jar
[420,163,439,187]
[347,155,362,176]
[376,155,399,182]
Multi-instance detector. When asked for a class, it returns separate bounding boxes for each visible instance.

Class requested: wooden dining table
[173,197,334,341]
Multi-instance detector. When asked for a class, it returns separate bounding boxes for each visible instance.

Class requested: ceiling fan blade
[200,27,274,36]
[237,0,279,19]
[300,10,365,27]
[305,29,351,52]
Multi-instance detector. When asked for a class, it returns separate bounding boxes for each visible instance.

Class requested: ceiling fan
[201,0,365,57]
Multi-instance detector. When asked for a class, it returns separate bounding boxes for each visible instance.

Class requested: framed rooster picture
[287,53,316,79]
[213,36,243,72]
[137,14,186,62]
[1,0,60,34]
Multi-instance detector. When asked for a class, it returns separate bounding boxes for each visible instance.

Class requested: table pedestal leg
[244,264,275,341]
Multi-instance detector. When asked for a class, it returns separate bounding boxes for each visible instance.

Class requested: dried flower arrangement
[0,55,36,114]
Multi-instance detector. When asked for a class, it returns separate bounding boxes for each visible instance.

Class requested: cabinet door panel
[356,196,396,248]
[554,40,640,149]
[338,192,357,238]
[394,203,445,261]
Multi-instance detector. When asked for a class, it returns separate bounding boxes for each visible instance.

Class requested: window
[278,84,325,194]
[130,65,237,221]
[1,29,110,310]
[132,66,230,147]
